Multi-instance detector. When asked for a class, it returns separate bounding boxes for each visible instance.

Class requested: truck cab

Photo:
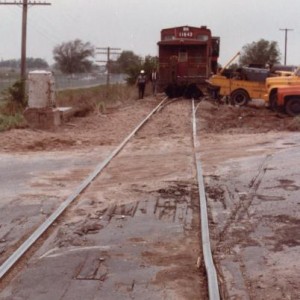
[276,85,300,116]
[264,67,300,109]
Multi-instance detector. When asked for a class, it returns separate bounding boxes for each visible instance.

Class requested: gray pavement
[0,136,206,300]
[0,148,113,268]
[203,132,300,299]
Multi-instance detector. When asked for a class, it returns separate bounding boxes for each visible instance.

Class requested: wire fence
[55,73,127,90]
[0,73,127,100]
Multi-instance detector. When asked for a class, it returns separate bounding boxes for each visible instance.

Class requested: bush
[0,80,27,131]
[0,113,26,132]
[0,82,136,131]
[7,80,27,106]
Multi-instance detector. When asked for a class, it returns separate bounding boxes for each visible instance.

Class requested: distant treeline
[0,58,49,69]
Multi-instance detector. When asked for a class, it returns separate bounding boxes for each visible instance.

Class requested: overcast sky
[0,0,299,66]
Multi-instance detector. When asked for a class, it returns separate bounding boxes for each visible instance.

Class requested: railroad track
[0,98,220,299]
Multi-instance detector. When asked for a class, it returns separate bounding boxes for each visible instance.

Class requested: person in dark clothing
[136,70,147,99]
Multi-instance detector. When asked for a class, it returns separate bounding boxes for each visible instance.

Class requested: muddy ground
[1,96,207,299]
[1,97,300,153]
[196,101,300,299]
[0,94,300,299]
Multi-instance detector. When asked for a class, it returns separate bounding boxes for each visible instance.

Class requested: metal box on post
[24,70,61,129]
[28,70,55,108]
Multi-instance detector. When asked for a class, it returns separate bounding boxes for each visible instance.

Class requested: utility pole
[279,28,293,65]
[0,1,51,81]
[96,47,121,86]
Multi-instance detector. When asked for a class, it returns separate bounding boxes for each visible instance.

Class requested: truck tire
[269,90,285,113]
[285,97,300,116]
[269,91,279,111]
[230,89,249,106]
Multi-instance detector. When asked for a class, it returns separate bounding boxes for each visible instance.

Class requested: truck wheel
[230,89,249,106]
[285,97,300,116]
[269,92,278,111]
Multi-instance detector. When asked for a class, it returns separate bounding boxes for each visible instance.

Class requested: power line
[27,12,63,45]
[0,1,50,5]
[96,47,121,86]
[279,28,293,65]
[0,0,51,80]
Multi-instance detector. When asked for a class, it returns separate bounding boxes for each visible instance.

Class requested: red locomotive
[157,25,220,98]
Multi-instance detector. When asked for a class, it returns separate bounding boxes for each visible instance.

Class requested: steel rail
[192,100,220,300]
[0,97,168,280]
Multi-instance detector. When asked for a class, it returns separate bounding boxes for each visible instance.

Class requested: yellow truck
[264,67,300,110]
[208,67,268,105]
[208,52,298,107]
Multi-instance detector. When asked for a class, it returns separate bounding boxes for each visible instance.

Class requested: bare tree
[53,39,95,74]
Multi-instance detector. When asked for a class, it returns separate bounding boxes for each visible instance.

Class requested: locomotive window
[178,51,188,62]
[197,34,209,41]
[164,35,175,40]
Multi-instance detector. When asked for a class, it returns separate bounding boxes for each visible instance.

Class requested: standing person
[136,70,147,99]
[151,69,159,96]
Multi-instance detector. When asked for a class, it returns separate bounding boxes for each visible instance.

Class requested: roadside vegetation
[55,84,138,115]
[239,39,281,67]
[0,58,49,70]
[0,80,27,132]
[52,39,158,84]
[0,82,137,132]
[0,37,289,132]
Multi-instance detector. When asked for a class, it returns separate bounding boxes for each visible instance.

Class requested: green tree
[239,39,281,67]
[143,55,158,74]
[53,39,94,74]
[0,59,19,68]
[0,58,48,69]
[111,51,142,73]
[27,58,49,69]
[228,63,239,70]
[109,51,158,84]
[110,51,141,84]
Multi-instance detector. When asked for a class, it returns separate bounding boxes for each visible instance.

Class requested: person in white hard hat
[136,70,147,99]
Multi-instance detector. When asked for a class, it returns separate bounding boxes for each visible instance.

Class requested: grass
[0,99,26,131]
[55,84,137,114]
[0,83,137,131]
[0,113,25,132]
